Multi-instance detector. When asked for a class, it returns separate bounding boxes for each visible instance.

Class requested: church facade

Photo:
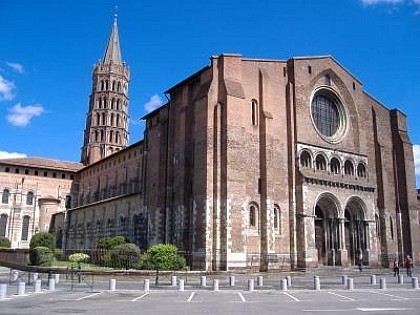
[2,18,418,271]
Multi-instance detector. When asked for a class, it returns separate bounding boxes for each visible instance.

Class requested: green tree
[139,244,187,271]
[29,232,55,250]
[110,243,141,269]
[0,236,11,248]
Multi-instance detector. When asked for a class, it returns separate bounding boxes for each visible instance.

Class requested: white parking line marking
[302,309,352,312]
[357,308,414,312]
[131,293,149,302]
[327,291,355,301]
[283,292,300,301]
[187,292,195,302]
[75,292,102,301]
[370,291,408,300]
[237,292,246,302]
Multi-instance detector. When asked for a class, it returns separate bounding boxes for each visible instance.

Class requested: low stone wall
[0,248,30,269]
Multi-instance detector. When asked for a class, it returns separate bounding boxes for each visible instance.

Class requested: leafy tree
[29,232,55,250]
[0,236,11,248]
[110,243,141,269]
[139,244,187,270]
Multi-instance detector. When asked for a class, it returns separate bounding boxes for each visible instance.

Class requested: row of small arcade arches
[299,149,368,178]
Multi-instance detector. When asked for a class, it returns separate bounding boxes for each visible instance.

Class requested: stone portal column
[336,218,348,266]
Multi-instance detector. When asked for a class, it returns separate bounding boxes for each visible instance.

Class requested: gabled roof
[0,157,84,172]
[103,15,122,64]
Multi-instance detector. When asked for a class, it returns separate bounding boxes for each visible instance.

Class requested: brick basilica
[1,17,419,271]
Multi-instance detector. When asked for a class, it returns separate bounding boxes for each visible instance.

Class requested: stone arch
[313,193,341,265]
[299,149,313,168]
[344,196,368,265]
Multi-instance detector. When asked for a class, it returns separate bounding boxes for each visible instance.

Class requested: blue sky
[0,0,419,187]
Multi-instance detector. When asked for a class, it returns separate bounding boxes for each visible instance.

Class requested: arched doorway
[344,197,367,265]
[314,194,340,266]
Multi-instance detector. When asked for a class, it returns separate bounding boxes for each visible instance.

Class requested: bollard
[144,279,150,292]
[371,275,377,285]
[412,277,419,289]
[213,279,219,291]
[342,275,348,285]
[280,279,288,291]
[257,276,263,287]
[17,282,25,296]
[398,274,404,284]
[178,279,185,291]
[248,279,254,291]
[27,272,32,285]
[109,279,116,291]
[380,277,386,290]
[229,275,235,287]
[11,270,18,282]
[314,276,321,291]
[171,275,177,287]
[54,274,60,285]
[32,272,38,282]
[286,276,292,287]
[200,276,207,287]
[0,283,7,299]
[34,279,42,293]
[347,278,354,290]
[48,278,55,291]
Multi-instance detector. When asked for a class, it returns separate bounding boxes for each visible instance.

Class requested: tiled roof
[0,157,84,172]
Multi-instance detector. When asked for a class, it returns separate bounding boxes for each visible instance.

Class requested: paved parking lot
[1,268,420,314]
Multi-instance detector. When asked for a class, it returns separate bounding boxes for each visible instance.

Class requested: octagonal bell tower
[81,14,130,165]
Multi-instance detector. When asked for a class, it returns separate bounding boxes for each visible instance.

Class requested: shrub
[96,236,127,250]
[29,246,54,266]
[139,244,187,271]
[53,248,64,260]
[69,253,90,264]
[0,236,11,248]
[110,243,141,269]
[29,232,55,250]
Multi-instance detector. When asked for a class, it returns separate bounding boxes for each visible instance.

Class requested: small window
[62,174,66,179]
[251,100,258,126]
[25,169,29,175]
[300,151,312,168]
[26,191,34,205]
[43,171,48,177]
[273,205,281,233]
[390,216,394,240]
[308,65,312,74]
[357,163,367,178]
[330,157,340,174]
[34,170,38,176]
[250,205,257,227]
[21,215,30,240]
[344,160,354,176]
[5,167,10,173]
[15,168,20,174]
[2,189,10,204]
[315,154,327,171]
[0,214,8,236]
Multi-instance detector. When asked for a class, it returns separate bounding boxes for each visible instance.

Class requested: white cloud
[144,94,164,113]
[0,75,15,101]
[414,144,420,188]
[6,62,24,74]
[7,103,45,127]
[0,151,27,159]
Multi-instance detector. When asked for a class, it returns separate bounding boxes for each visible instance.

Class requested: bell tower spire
[80,14,130,166]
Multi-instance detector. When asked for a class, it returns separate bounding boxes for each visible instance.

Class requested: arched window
[116,114,120,127]
[0,214,8,236]
[315,154,327,171]
[102,113,106,125]
[26,191,34,205]
[105,80,109,91]
[100,130,104,141]
[300,151,312,168]
[251,100,258,126]
[65,195,72,208]
[21,215,30,240]
[273,205,281,232]
[104,97,108,109]
[96,113,100,125]
[95,130,99,142]
[110,113,115,126]
[357,163,367,178]
[110,130,114,143]
[111,98,115,109]
[249,204,259,228]
[116,99,120,110]
[101,80,104,91]
[117,81,121,92]
[344,160,354,176]
[2,189,10,204]
[116,131,120,144]
[330,157,341,174]
[112,81,116,91]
